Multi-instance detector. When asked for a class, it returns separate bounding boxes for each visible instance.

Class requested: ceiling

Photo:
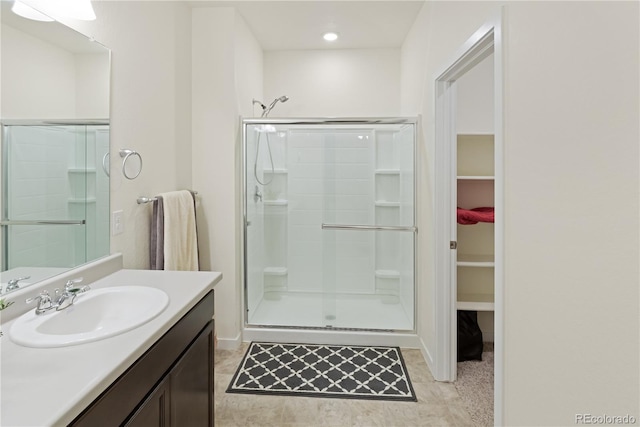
[190,1,426,51]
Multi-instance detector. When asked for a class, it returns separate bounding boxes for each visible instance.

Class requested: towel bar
[137,191,198,204]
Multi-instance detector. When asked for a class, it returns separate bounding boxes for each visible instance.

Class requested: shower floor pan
[247,291,413,331]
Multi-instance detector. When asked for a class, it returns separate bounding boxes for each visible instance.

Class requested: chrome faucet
[54,278,90,311]
[25,278,90,315]
[25,290,54,315]
[5,276,30,293]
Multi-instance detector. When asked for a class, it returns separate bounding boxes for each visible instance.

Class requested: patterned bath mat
[226,342,417,401]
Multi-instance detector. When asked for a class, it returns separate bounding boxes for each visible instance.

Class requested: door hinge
[450,241,457,249]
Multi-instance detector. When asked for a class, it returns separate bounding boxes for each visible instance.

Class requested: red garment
[457,207,494,225]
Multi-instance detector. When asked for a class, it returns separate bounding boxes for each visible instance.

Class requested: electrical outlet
[112,210,124,235]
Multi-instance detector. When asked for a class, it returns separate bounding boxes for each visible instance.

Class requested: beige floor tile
[412,382,445,404]
[280,396,320,424]
[315,398,354,426]
[215,345,485,427]
[447,403,476,426]
[349,399,386,427]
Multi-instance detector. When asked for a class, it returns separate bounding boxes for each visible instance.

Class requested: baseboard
[419,336,435,375]
[216,332,242,350]
[242,327,421,349]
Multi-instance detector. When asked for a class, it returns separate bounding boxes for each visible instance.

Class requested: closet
[456,134,495,340]
[455,53,495,343]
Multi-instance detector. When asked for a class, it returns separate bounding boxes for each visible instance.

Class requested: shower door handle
[0,220,86,226]
[321,223,417,233]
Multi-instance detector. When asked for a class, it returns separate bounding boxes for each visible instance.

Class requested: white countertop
[0,268,222,427]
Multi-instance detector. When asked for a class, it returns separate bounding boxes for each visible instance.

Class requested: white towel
[160,190,199,271]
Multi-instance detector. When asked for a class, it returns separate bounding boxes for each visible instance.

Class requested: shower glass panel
[244,119,416,331]
[1,123,110,273]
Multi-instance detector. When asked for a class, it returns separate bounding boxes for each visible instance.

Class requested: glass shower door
[243,119,416,332]
[320,123,416,331]
[1,123,110,273]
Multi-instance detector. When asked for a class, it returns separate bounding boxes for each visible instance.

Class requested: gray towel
[150,196,164,270]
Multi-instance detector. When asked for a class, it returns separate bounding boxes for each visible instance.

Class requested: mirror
[0,3,110,295]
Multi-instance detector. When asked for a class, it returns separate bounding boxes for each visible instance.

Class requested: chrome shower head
[262,95,289,117]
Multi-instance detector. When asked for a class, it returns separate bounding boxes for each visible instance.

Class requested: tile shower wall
[287,130,375,294]
[4,125,109,269]
[7,126,76,267]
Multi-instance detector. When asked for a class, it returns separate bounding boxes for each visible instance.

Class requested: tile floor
[214,343,476,427]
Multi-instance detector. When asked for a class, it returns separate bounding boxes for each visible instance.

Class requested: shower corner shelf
[264,168,288,174]
[263,199,288,206]
[375,269,400,279]
[68,198,96,204]
[374,169,400,175]
[375,201,400,207]
[264,267,287,276]
[68,168,97,174]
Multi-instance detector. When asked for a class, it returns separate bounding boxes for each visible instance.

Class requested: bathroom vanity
[0,259,221,426]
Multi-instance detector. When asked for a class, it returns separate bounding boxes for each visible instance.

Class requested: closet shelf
[457,254,495,267]
[457,175,494,180]
[457,293,494,311]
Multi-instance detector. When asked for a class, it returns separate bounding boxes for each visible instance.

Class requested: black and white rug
[226,342,417,401]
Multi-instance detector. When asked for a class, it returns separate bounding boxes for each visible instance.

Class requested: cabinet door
[171,321,214,427]
[125,376,171,427]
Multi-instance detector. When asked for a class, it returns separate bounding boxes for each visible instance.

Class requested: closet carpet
[454,347,494,427]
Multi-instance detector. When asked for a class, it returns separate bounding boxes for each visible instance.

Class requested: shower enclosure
[243,118,416,332]
[1,121,110,273]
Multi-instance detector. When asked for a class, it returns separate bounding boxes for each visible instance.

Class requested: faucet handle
[64,277,84,291]
[8,276,30,285]
[5,276,31,292]
[26,290,51,304]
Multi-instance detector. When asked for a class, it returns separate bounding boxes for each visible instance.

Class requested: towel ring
[119,149,142,180]
[102,152,110,177]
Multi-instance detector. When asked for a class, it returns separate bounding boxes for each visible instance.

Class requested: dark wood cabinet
[125,377,171,427]
[71,291,214,427]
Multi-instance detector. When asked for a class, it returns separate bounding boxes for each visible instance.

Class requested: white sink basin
[10,286,169,348]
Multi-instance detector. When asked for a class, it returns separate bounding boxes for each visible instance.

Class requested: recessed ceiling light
[323,32,339,42]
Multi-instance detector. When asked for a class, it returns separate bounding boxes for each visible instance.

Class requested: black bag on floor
[457,310,483,361]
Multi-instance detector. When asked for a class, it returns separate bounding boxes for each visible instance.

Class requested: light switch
[112,210,124,235]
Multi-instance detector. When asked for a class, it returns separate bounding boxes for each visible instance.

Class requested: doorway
[434,16,504,425]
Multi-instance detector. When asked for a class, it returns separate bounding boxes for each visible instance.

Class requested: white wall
[1,24,109,120]
[502,2,638,424]
[192,7,263,346]
[402,0,639,424]
[456,53,493,134]
[1,24,76,118]
[264,48,400,117]
[401,0,499,374]
[75,53,110,119]
[61,1,194,269]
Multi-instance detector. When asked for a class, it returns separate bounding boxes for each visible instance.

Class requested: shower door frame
[241,117,419,333]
